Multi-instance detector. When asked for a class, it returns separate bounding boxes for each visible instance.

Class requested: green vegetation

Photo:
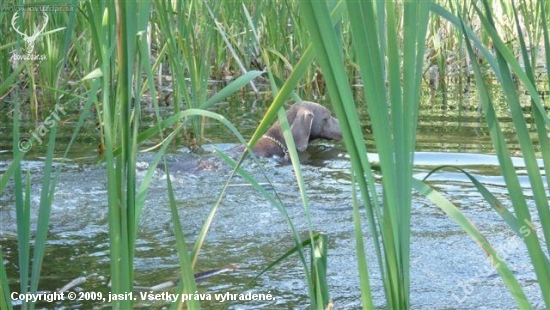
[0,0,549,309]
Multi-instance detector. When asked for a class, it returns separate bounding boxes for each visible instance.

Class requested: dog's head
[288,101,342,151]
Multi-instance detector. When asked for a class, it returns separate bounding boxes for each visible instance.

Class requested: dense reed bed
[0,0,548,309]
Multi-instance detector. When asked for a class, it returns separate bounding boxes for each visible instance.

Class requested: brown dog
[159,102,343,173]
[252,101,342,160]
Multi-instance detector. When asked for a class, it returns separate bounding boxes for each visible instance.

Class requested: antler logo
[11,11,49,54]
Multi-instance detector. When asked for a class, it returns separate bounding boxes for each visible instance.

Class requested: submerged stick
[134,264,238,292]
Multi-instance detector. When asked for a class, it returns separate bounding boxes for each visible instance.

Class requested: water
[1,87,548,309]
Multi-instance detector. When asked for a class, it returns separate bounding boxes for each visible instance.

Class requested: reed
[297,0,549,308]
[467,0,549,306]
[2,0,549,309]
[429,0,550,308]
[83,1,266,308]
[0,2,77,309]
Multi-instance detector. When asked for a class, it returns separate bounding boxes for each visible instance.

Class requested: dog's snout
[328,118,343,140]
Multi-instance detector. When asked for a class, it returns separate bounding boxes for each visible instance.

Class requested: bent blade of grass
[259,49,324,303]
[432,3,550,306]
[214,150,315,297]
[412,178,530,308]
[275,99,322,306]
[424,165,550,267]
[254,7,350,303]
[424,166,523,233]
[217,36,319,305]
[136,108,253,289]
[231,6,345,302]
[109,70,263,158]
[201,70,265,109]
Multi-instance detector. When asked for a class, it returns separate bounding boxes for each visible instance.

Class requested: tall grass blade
[12,73,29,309]
[299,1,430,308]
[433,2,550,307]
[538,0,550,189]
[351,174,372,308]
[97,1,145,307]
[28,127,58,310]
[311,233,329,307]
[164,170,200,309]
[1,4,79,309]
[0,247,11,310]
[299,1,379,308]
[473,2,549,306]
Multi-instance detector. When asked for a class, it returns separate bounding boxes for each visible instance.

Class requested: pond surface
[0,87,548,309]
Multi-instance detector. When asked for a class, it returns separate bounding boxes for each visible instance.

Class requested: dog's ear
[290,107,314,151]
